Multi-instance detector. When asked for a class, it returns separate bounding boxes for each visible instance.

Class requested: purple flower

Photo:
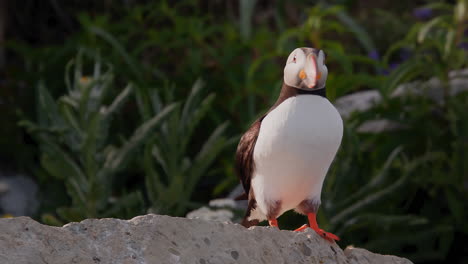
[389,62,400,70]
[458,42,468,51]
[413,8,433,20]
[368,50,380,60]
[399,48,412,61]
[382,63,402,76]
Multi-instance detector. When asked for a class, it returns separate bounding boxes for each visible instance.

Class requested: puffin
[235,47,343,241]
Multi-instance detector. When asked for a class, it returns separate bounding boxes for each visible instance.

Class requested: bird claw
[315,228,340,241]
[294,225,340,241]
[294,224,309,232]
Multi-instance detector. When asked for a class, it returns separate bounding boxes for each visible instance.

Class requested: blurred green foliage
[19,51,177,223]
[322,1,468,263]
[143,79,234,215]
[2,0,467,263]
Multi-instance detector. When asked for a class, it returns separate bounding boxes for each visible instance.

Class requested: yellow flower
[80,76,92,85]
[1,214,13,218]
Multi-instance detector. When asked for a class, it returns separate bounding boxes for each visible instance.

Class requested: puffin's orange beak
[299,69,320,81]
[299,54,320,89]
[316,71,321,81]
[299,70,307,80]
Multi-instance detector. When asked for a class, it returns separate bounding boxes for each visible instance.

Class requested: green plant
[319,2,468,262]
[383,0,468,98]
[20,52,177,224]
[323,91,468,263]
[143,79,234,216]
[5,1,467,263]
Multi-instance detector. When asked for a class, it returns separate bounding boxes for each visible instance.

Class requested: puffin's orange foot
[268,219,279,229]
[313,228,340,242]
[294,224,308,232]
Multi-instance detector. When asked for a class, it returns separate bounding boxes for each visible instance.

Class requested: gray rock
[186,206,234,222]
[186,198,244,222]
[356,119,406,133]
[208,198,237,209]
[334,90,381,119]
[0,181,7,194]
[227,184,248,210]
[392,68,468,104]
[334,68,468,133]
[0,174,39,216]
[0,214,413,264]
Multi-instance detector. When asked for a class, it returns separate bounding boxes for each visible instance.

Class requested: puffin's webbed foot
[313,228,340,241]
[294,224,340,241]
[294,213,340,242]
[268,219,279,229]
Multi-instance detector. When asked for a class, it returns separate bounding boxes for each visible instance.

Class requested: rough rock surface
[0,214,413,264]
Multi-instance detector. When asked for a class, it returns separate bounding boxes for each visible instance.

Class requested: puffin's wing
[235,118,263,200]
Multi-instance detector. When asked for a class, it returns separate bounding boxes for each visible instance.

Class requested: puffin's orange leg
[307,213,340,241]
[268,219,279,228]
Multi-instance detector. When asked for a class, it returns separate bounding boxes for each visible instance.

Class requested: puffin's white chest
[252,95,343,216]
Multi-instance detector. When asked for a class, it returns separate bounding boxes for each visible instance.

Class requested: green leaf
[56,207,84,222]
[40,139,88,190]
[103,103,178,174]
[335,10,377,54]
[59,98,81,133]
[454,0,467,23]
[445,188,464,225]
[41,214,64,227]
[102,191,145,218]
[180,79,204,129]
[239,0,257,41]
[335,146,403,210]
[37,83,63,127]
[381,58,423,96]
[81,112,102,178]
[102,83,133,120]
[444,29,455,59]
[87,26,145,83]
[418,17,443,43]
[188,122,230,189]
[182,94,216,151]
[144,144,166,203]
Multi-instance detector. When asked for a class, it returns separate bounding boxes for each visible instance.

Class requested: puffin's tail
[234,192,248,201]
[241,218,259,228]
[241,197,260,228]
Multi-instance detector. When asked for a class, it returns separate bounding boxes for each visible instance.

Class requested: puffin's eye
[293,55,297,63]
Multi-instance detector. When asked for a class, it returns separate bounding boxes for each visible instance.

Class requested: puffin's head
[283,47,328,90]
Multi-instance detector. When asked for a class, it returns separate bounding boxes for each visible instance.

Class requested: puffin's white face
[284,48,328,90]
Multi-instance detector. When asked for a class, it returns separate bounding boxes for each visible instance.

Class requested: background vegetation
[1,0,467,263]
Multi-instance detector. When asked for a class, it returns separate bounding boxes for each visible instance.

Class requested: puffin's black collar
[297,87,326,98]
[271,83,327,111]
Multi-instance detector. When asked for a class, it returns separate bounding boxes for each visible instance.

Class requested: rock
[208,198,237,208]
[392,68,468,104]
[334,68,468,133]
[356,119,406,133]
[185,190,248,223]
[186,199,240,222]
[186,206,234,222]
[0,174,39,216]
[334,90,381,119]
[0,181,7,194]
[344,247,411,264]
[226,184,248,210]
[0,214,413,264]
